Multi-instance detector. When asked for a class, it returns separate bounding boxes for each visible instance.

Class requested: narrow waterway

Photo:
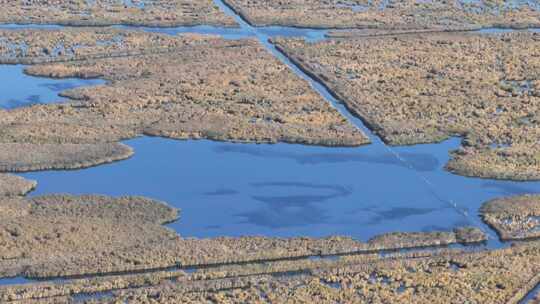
[1,7,540,303]
[0,0,539,257]
[520,282,540,304]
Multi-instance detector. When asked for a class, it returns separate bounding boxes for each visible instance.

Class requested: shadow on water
[239,182,353,228]
[18,135,540,242]
[214,145,439,171]
[519,282,540,304]
[0,65,104,109]
[18,136,458,238]
[1,12,539,245]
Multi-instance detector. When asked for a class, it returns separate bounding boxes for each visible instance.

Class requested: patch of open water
[1,5,540,293]
[20,137,466,238]
[18,135,540,241]
[0,65,104,109]
[1,3,539,243]
[520,281,540,304]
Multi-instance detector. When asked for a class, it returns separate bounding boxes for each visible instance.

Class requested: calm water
[521,283,540,303]
[17,135,539,241]
[113,25,327,42]
[4,60,536,241]
[2,8,540,243]
[1,5,539,301]
[0,65,104,109]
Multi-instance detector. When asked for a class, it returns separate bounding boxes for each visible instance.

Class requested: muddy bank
[222,0,540,30]
[0,0,236,28]
[481,194,540,240]
[274,31,540,180]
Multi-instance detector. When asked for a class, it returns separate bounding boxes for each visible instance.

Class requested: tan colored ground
[223,0,540,30]
[5,241,532,303]
[274,31,540,180]
[0,192,485,280]
[40,242,539,304]
[0,28,221,65]
[480,194,540,240]
[0,194,179,278]
[0,178,534,304]
[0,174,35,197]
[0,30,366,167]
[0,13,538,304]
[0,0,236,27]
[0,250,438,301]
[0,143,133,172]
[0,29,366,173]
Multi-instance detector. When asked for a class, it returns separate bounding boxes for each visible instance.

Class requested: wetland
[0,0,540,303]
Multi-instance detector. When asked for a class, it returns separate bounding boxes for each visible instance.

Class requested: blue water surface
[0,65,104,109]
[16,133,538,241]
[1,6,539,242]
[1,4,540,301]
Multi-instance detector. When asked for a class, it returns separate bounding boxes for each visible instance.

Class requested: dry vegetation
[0,174,35,197]
[0,192,486,280]
[5,242,536,304]
[0,0,236,27]
[0,29,367,173]
[481,194,540,240]
[0,6,539,303]
[223,0,540,30]
[274,31,540,180]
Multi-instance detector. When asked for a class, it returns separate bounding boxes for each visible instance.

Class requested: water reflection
[0,24,63,29]
[0,277,31,285]
[114,24,252,40]
[237,202,330,228]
